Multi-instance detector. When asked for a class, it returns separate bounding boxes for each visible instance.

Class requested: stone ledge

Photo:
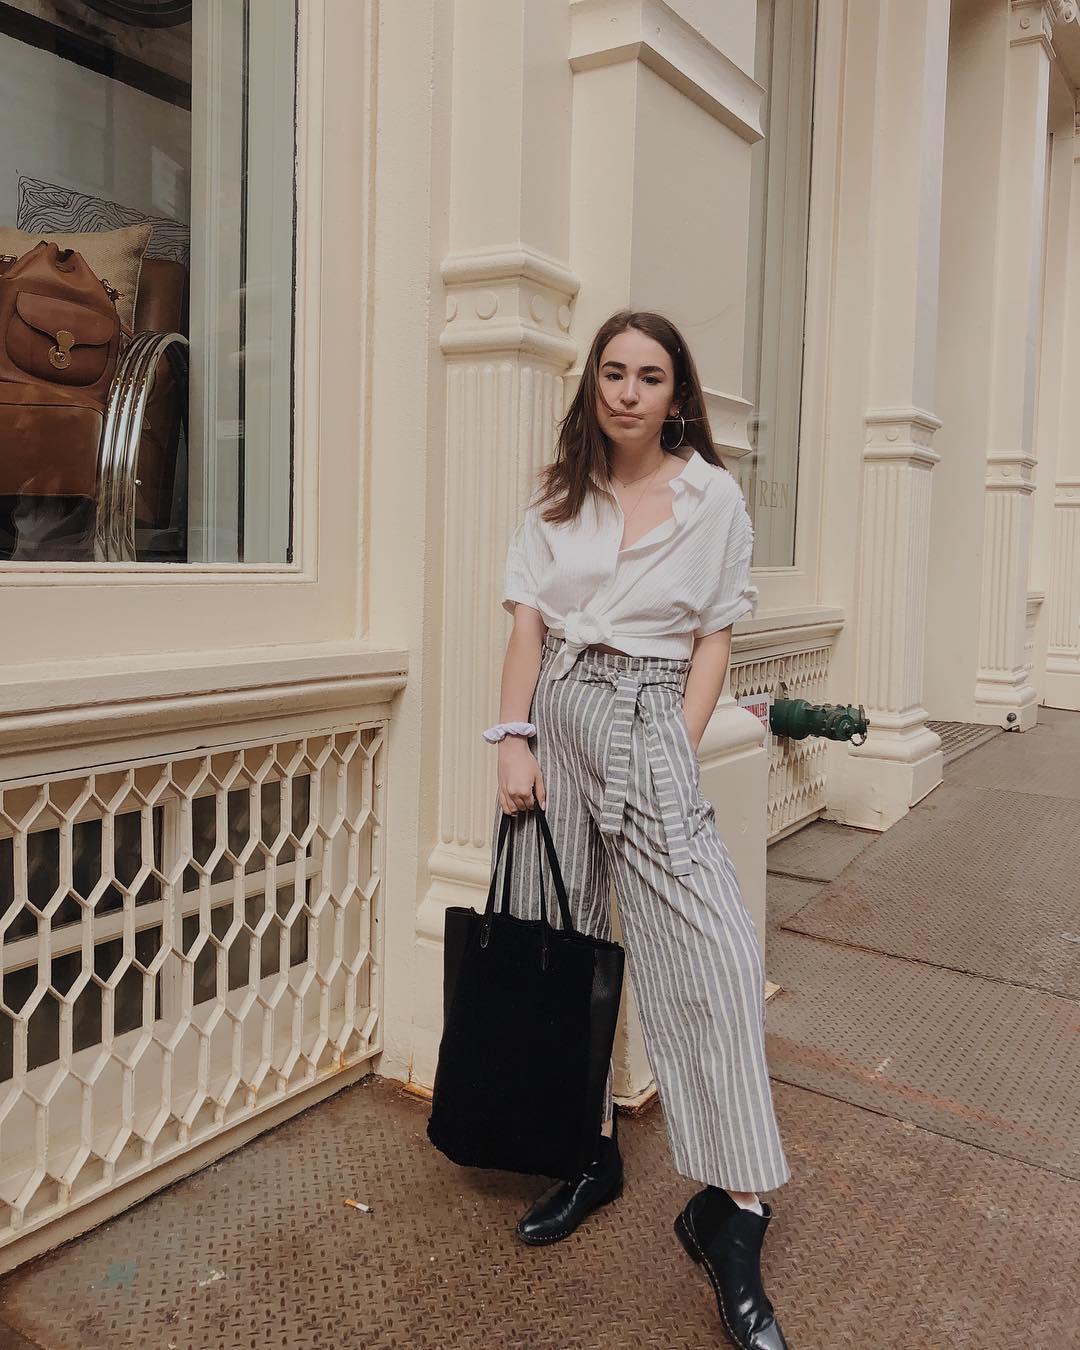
[732,607,845,660]
[0,642,409,760]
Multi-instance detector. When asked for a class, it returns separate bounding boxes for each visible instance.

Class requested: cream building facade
[0,0,1077,1269]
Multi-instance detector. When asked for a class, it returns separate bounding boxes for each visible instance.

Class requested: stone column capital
[985,452,1038,492]
[863,407,943,467]
[1010,0,1057,56]
[440,245,579,364]
[1055,478,1080,505]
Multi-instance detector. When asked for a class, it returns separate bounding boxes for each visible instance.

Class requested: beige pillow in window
[0,222,153,330]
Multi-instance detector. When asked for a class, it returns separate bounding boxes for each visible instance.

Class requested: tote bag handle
[533,806,571,915]
[481,805,574,962]
[526,806,576,971]
[480,809,516,947]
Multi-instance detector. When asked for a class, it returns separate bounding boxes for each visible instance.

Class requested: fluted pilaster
[409,247,579,1086]
[964,5,1052,728]
[827,409,945,830]
[826,0,950,831]
[855,410,942,745]
[975,454,1039,717]
[1045,481,1080,705]
[1049,481,1080,649]
[1042,95,1080,709]
[438,248,578,853]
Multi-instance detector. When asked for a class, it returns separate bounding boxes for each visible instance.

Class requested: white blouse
[502,448,758,679]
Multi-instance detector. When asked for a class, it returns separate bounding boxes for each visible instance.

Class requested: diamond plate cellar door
[0,726,385,1252]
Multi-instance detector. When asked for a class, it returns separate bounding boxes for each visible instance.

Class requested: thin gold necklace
[611,451,666,488]
[616,457,666,542]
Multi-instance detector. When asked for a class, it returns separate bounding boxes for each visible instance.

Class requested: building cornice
[569,0,764,143]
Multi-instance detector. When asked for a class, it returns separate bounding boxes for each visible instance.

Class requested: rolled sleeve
[694,504,758,637]
[501,511,542,615]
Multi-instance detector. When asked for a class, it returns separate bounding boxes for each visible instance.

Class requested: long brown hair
[534,310,723,524]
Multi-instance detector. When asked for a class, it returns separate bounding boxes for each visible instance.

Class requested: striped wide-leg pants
[489,633,791,1193]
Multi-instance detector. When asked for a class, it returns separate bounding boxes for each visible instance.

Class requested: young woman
[484,311,791,1350]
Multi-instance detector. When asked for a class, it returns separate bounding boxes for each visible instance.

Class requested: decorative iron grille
[731,647,830,838]
[0,725,384,1246]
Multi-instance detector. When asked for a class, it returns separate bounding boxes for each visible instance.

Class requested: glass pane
[1,927,161,1080]
[183,883,309,1008]
[739,0,816,567]
[183,775,311,891]
[0,807,163,944]
[0,0,296,565]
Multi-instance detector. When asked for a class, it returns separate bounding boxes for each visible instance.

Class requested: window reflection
[0,0,295,564]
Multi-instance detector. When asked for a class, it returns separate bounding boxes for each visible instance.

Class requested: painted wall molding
[569,0,764,142]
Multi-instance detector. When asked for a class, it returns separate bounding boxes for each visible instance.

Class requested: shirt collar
[673,448,714,494]
[590,448,714,495]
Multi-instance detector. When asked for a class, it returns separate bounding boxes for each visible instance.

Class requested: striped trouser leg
[600,826,791,1191]
[595,674,791,1193]
[530,635,790,1193]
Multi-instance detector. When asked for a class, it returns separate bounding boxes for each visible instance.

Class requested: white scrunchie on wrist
[482,721,537,744]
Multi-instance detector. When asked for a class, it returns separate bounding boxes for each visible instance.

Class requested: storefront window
[0,0,296,565]
[740,0,816,568]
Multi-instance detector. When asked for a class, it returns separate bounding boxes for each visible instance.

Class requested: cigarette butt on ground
[344,1198,373,1213]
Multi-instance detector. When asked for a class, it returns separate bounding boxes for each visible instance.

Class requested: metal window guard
[95,330,189,562]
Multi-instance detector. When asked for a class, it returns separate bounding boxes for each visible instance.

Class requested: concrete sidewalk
[1,712,1077,1348]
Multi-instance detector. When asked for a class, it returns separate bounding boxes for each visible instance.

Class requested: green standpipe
[769,699,869,746]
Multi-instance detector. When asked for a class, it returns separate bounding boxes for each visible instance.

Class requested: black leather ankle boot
[673,1188,788,1350]
[515,1117,623,1246]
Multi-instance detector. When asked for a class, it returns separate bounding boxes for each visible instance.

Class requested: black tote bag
[426,804,625,1180]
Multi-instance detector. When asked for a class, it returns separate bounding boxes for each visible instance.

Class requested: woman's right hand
[497,738,546,814]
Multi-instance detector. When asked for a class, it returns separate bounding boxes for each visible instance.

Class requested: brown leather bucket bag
[0,241,124,408]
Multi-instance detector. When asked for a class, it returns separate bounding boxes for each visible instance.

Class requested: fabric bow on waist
[577,665,695,877]
[552,608,616,679]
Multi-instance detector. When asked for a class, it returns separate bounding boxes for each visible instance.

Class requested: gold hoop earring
[661,411,686,451]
